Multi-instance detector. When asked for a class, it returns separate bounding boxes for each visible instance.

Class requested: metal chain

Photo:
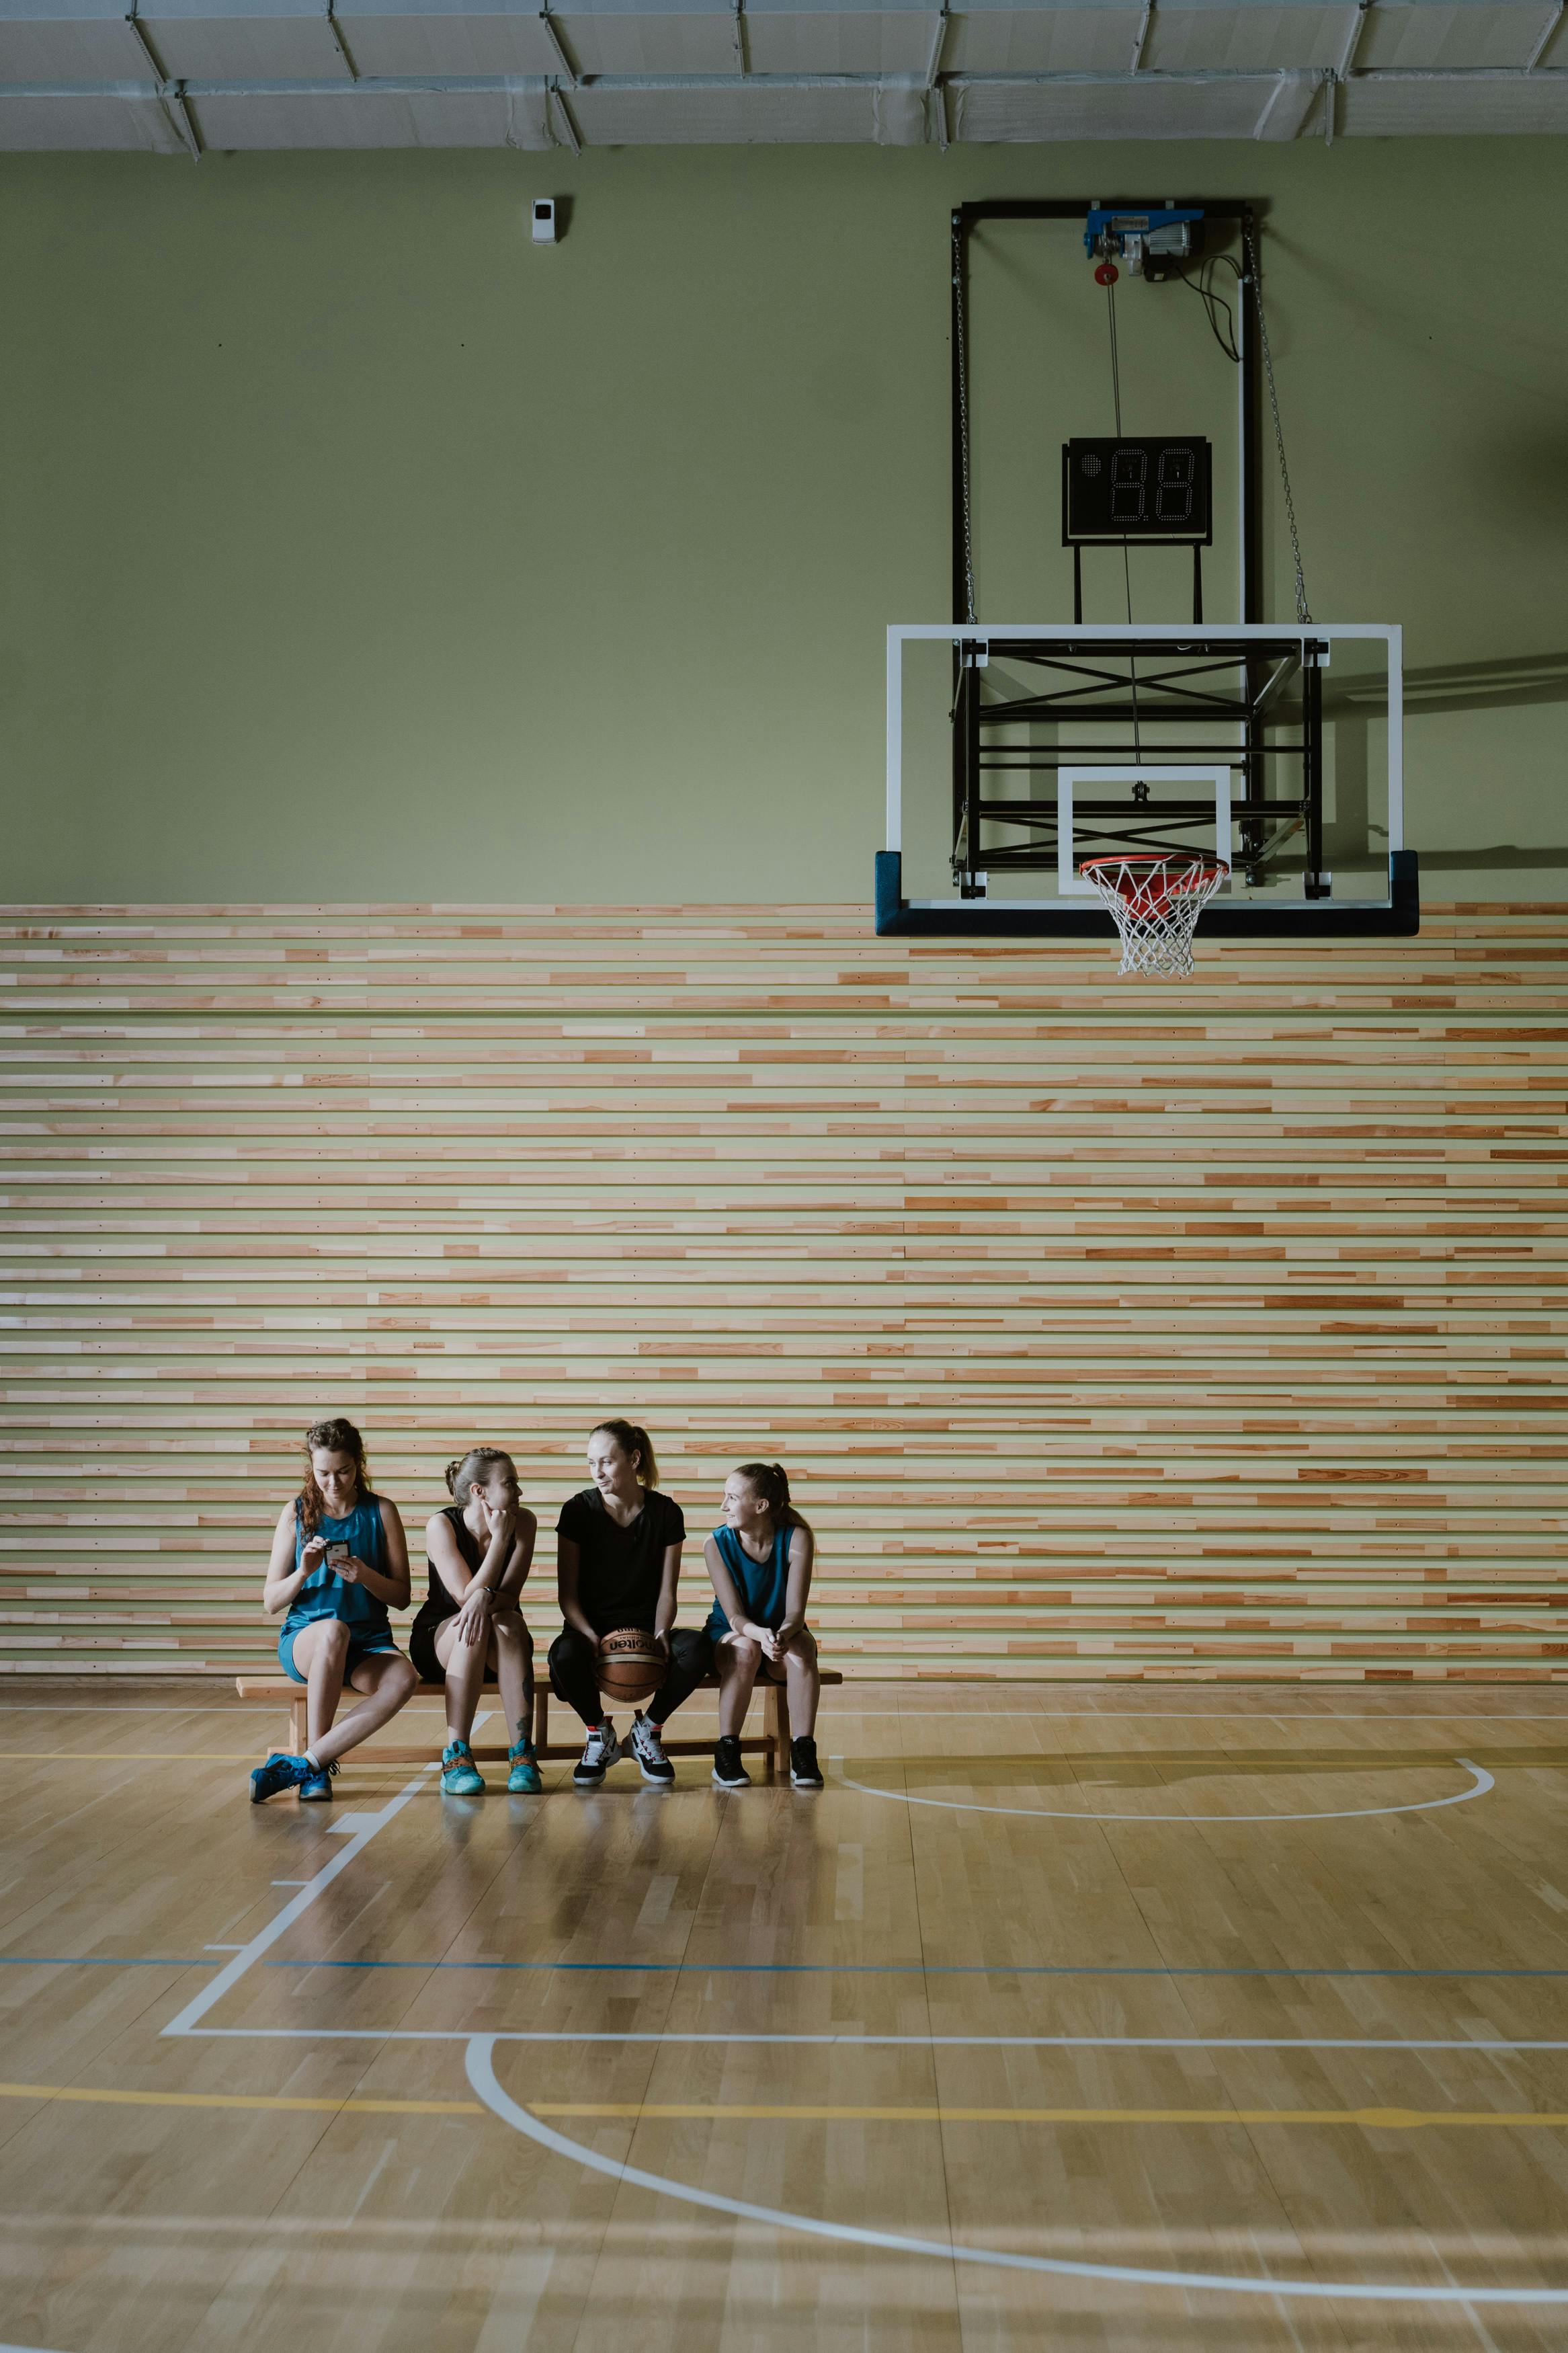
[953,216,977,625]
[1243,216,1311,625]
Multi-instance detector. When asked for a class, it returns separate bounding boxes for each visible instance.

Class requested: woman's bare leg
[310,1650,419,1768]
[491,1606,534,1745]
[288,1618,350,1754]
[716,1638,761,1737]
[434,1616,489,1745]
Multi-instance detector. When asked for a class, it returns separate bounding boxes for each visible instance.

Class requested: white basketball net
[1079,854,1229,979]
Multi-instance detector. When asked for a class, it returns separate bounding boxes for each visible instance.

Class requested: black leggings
[549,1625,713,1730]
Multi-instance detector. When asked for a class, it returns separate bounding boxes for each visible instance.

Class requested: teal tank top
[283,1494,392,1642]
[705,1521,790,1637]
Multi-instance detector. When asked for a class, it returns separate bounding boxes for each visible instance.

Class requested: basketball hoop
[1079,853,1229,978]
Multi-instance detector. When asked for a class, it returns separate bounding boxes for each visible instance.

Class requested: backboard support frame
[879,621,1416,940]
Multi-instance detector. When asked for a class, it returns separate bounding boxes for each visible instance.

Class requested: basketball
[595,1627,663,1703]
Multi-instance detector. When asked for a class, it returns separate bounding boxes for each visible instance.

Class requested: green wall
[1,137,1565,904]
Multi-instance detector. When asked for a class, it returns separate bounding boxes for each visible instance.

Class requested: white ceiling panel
[1144,3,1356,67]
[1356,1,1558,67]
[0,11,151,81]
[0,85,184,147]
[137,3,352,80]
[944,11,1146,73]
[953,67,1282,132]
[1340,61,1568,121]
[569,73,875,135]
[550,10,739,67]
[332,7,563,75]
[185,76,547,141]
[745,12,936,69]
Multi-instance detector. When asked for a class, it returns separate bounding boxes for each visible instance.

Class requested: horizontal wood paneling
[1,904,1565,1679]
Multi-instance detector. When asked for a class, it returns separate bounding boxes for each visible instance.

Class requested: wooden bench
[234,1668,843,1783]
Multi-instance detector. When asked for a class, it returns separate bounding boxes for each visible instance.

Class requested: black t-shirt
[555,1487,686,1633]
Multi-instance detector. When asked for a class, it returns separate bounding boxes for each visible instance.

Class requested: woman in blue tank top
[250,1416,419,1804]
[703,1460,822,1792]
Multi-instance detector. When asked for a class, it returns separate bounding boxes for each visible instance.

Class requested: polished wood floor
[1,1681,1568,2350]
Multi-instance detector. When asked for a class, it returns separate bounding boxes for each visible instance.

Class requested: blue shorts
[278,1622,398,1684]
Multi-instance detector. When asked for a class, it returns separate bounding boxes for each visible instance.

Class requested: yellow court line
[1,2082,1567,2132]
[532,2103,1568,2130]
[0,2081,481,2117]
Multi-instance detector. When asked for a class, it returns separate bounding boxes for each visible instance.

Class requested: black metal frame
[950,633,1327,902]
[872,196,1419,941]
[950,197,1262,630]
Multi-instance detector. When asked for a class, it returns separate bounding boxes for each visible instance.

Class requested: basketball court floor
[3,1681,1568,2350]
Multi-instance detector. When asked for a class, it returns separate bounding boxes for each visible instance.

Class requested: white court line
[836,1756,1493,1824]
[158,1753,1568,2307]
[464,2036,1568,2307]
[162,1768,434,2040]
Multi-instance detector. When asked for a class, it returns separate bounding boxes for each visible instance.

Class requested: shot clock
[1063,437,1212,546]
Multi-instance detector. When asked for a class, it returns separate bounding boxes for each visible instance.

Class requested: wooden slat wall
[1,904,1564,1681]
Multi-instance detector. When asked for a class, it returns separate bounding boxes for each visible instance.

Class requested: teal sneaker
[506,1738,542,1794]
[298,1763,338,1802]
[250,1751,313,1804]
[440,1739,485,1796]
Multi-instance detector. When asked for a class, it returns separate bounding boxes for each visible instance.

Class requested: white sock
[304,1748,322,1771]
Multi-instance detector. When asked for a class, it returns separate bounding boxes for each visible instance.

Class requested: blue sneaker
[298,1763,338,1802]
[250,1751,313,1804]
[506,1738,542,1794]
[441,1739,485,1796]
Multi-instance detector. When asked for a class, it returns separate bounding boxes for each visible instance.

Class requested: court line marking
[836,1755,1493,1823]
[0,2080,481,2118]
[465,2037,1568,2307]
[22,1953,1568,1981]
[162,1766,436,2041]
[4,2080,1568,2133]
[160,1757,1568,2305]
[180,2027,1568,2053]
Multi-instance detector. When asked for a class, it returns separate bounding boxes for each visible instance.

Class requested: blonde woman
[413,1447,541,1795]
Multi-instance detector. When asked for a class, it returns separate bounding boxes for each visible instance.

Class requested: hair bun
[444,1456,463,1494]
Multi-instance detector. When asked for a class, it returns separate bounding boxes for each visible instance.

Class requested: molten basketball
[595,1627,663,1702]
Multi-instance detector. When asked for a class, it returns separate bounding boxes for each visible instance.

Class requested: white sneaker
[629,1711,675,1787]
[573,1719,620,1788]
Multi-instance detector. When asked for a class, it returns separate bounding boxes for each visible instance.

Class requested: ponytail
[737,1460,790,1518]
[592,1419,659,1488]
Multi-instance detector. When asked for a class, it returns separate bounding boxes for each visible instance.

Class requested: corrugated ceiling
[0,0,1562,146]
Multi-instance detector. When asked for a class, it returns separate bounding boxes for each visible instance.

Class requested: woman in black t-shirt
[552,1418,712,1789]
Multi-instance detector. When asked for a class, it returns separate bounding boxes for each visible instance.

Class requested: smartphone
[325,1542,348,1566]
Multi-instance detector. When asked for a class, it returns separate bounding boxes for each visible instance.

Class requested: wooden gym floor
[2,1683,1568,2351]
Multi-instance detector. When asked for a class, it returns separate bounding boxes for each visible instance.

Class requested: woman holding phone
[413,1446,541,1794]
[251,1415,418,1803]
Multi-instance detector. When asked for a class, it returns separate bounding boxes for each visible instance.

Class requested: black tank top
[415,1505,483,1634]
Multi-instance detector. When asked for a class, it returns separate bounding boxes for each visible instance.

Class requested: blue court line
[10,1954,1568,1981]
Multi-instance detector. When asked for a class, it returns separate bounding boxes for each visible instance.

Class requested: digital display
[1064,437,1212,545]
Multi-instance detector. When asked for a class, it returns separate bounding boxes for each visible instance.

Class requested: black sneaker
[712,1734,751,1788]
[790,1736,823,1789]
